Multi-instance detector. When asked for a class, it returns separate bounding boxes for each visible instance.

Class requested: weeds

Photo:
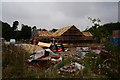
[82,42,120,78]
[2,44,29,78]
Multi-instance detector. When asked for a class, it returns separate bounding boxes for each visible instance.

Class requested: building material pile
[58,62,84,75]
[76,47,90,57]
[27,49,62,64]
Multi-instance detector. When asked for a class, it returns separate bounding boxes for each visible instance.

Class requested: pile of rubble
[58,62,85,75]
[27,49,62,64]
[76,47,90,57]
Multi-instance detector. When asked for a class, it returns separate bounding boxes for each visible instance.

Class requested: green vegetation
[2,44,26,78]
[2,42,120,78]
[1,21,31,41]
[82,42,120,78]
[2,44,49,78]
[85,17,120,43]
[103,42,120,78]
[20,24,31,40]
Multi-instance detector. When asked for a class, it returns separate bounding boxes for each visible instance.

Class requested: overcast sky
[1,1,119,31]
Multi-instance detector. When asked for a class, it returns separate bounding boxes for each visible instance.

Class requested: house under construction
[32,25,94,43]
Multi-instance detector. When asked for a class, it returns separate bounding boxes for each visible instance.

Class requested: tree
[50,28,58,32]
[20,24,31,39]
[88,17,101,29]
[87,17,102,42]
[12,21,19,31]
[85,18,120,43]
[2,21,12,40]
[32,26,37,31]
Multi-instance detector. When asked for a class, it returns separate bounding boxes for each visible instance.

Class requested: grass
[2,44,27,78]
[2,44,53,78]
[82,42,120,79]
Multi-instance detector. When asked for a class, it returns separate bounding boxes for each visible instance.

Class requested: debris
[51,56,62,64]
[76,47,90,52]
[76,51,87,57]
[92,50,101,55]
[65,48,69,51]
[76,47,89,57]
[27,49,62,63]
[10,39,16,44]
[30,49,45,60]
[58,62,85,75]
[74,62,85,70]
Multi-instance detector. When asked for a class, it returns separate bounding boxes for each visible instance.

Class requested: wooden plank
[38,42,51,47]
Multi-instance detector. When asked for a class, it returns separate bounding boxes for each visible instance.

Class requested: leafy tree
[88,17,101,29]
[32,26,37,31]
[12,21,19,31]
[2,21,12,40]
[20,24,31,39]
[50,28,58,32]
[11,21,20,39]
[2,21,33,41]
[14,31,21,40]
[85,17,120,43]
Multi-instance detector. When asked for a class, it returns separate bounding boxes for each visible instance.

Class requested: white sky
[1,0,120,2]
[1,0,119,31]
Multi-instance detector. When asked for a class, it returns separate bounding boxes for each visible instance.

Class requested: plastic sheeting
[76,51,87,57]
[109,38,120,46]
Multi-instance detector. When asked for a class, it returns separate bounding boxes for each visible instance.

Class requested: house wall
[53,26,93,43]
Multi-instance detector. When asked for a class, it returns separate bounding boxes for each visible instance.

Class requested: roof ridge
[52,25,74,36]
[38,30,52,36]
